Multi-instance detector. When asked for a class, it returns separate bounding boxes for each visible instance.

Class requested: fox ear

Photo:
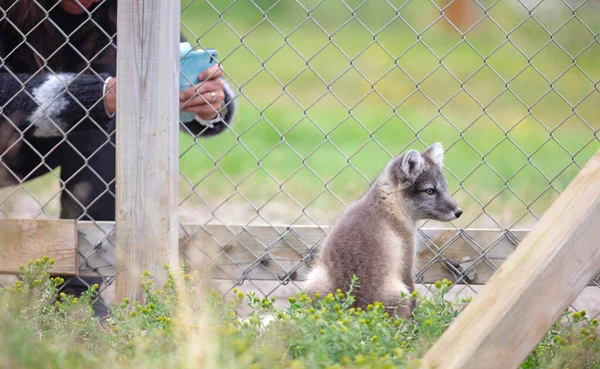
[395,149,424,183]
[424,142,444,168]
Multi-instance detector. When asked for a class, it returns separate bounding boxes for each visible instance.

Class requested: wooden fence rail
[3,219,596,287]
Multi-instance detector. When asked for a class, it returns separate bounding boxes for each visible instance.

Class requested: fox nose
[455,209,463,218]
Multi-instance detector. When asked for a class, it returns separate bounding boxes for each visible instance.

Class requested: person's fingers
[181,103,223,119]
[179,80,224,102]
[180,90,225,111]
[198,64,223,81]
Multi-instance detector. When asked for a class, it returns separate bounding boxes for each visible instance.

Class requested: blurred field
[1,0,599,229]
[177,0,600,228]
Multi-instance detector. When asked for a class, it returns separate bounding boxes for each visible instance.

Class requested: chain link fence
[1,0,599,317]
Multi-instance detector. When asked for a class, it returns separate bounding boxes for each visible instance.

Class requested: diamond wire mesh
[0,0,598,318]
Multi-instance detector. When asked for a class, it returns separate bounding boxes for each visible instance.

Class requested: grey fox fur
[305,143,462,317]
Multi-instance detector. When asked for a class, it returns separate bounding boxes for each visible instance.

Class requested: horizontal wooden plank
[177,224,533,285]
[0,219,77,275]
[3,219,597,286]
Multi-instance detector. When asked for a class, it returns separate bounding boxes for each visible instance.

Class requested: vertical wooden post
[115,0,180,303]
[419,149,600,369]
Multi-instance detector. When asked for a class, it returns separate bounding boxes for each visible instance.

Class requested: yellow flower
[355,355,367,365]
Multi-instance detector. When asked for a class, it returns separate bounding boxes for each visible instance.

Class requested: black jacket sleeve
[0,41,113,137]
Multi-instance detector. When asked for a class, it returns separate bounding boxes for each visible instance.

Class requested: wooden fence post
[114,0,180,303]
[420,148,600,369]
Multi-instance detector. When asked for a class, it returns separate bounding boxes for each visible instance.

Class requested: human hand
[104,77,117,115]
[179,64,225,121]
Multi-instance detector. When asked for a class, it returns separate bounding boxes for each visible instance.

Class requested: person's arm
[178,33,237,137]
[0,71,114,137]
[0,40,113,137]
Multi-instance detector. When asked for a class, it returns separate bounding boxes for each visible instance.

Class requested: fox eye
[424,188,435,195]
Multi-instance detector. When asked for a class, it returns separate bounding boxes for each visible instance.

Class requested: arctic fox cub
[305,143,462,317]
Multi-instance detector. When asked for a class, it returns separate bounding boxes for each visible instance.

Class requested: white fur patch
[29,74,76,137]
[72,182,93,202]
[427,142,444,167]
[382,223,406,273]
[305,265,330,287]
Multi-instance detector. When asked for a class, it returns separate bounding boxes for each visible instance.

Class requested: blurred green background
[177,0,600,228]
[4,0,598,229]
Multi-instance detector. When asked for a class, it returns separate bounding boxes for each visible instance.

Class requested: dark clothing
[0,2,236,219]
[0,1,236,315]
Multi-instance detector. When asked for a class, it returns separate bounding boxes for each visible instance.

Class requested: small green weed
[0,259,597,369]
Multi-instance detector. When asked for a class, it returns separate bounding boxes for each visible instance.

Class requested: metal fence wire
[1,0,599,317]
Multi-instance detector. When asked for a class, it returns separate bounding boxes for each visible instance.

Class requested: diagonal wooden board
[419,148,600,369]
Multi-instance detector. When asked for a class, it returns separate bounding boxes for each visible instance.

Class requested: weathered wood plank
[0,219,76,275]
[2,220,598,289]
[420,149,600,369]
[178,225,532,285]
[114,0,181,302]
[77,222,539,285]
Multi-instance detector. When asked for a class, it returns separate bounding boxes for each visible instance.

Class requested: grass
[3,0,600,227]
[0,258,598,369]
[176,0,600,228]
